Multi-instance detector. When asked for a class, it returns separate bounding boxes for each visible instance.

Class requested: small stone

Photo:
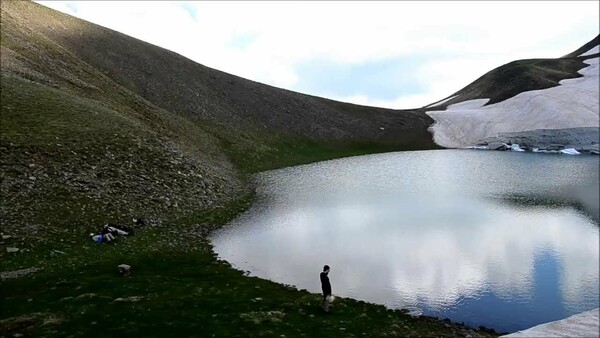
[6,247,19,253]
[29,176,36,181]
[2,235,12,240]
[118,264,131,276]
[114,296,144,302]
[75,293,96,300]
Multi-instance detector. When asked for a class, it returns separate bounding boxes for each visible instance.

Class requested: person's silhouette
[320,265,332,312]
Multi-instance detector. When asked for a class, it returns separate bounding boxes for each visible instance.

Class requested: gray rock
[547,144,564,151]
[487,142,508,150]
[118,264,131,276]
[6,247,19,253]
[75,293,96,300]
[0,267,41,280]
[114,296,144,302]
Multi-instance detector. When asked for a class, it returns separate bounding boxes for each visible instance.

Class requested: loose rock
[0,267,42,280]
[117,264,131,276]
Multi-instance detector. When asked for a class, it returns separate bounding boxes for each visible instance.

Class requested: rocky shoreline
[469,127,599,154]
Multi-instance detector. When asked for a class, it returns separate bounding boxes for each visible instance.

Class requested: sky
[37,1,599,109]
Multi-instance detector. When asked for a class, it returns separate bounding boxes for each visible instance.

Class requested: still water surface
[211,150,599,332]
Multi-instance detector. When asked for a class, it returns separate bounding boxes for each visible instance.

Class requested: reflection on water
[211,150,599,332]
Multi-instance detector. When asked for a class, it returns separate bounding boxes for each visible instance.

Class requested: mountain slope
[0,1,439,239]
[423,35,600,149]
[5,1,435,144]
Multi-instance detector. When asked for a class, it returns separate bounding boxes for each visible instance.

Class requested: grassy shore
[1,171,500,338]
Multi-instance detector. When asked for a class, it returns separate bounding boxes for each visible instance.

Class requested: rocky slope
[424,36,599,151]
[0,1,437,242]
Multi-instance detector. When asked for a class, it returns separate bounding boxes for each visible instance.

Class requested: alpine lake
[211,149,600,333]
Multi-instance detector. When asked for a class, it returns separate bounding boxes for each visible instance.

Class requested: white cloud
[37,1,599,108]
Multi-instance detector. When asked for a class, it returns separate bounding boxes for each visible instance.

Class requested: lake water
[211,150,600,333]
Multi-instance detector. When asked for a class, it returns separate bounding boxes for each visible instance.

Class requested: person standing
[320,265,332,312]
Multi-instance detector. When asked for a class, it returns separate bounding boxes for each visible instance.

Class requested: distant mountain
[423,36,599,151]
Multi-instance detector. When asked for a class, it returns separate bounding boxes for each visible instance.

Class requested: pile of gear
[90,218,145,243]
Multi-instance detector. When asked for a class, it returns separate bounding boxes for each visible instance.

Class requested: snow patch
[445,98,489,110]
[502,308,599,337]
[510,144,525,152]
[426,57,599,148]
[560,148,581,155]
[580,45,599,57]
[424,95,459,108]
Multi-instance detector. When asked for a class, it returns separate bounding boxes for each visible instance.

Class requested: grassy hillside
[0,2,497,338]
[424,35,599,109]
[0,0,438,240]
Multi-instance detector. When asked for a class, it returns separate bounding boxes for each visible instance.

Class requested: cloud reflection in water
[211,150,599,331]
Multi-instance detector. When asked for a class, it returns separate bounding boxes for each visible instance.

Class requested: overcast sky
[37,1,599,109]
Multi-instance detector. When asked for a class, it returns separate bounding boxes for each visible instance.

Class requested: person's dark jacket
[320,271,332,296]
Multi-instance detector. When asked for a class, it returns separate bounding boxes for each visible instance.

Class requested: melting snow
[426,57,599,148]
[580,45,600,57]
[510,144,525,152]
[560,148,581,155]
[424,95,460,108]
[502,308,599,337]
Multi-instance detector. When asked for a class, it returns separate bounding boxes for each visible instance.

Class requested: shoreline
[502,308,599,337]
[1,186,501,337]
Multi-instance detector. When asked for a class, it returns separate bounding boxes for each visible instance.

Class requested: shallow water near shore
[211,149,600,333]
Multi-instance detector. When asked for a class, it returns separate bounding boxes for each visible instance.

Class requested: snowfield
[426,53,599,149]
[502,308,599,337]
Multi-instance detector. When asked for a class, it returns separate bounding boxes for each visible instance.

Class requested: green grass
[1,195,499,337]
